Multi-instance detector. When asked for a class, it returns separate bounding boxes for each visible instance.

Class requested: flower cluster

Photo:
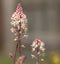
[31,38,45,58]
[31,38,45,52]
[10,3,28,38]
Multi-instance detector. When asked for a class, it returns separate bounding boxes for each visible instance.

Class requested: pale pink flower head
[11,3,26,20]
[11,3,28,37]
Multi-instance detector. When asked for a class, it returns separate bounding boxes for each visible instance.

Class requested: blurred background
[0,0,60,64]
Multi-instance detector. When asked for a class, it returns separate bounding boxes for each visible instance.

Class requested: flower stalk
[31,38,45,64]
[10,3,28,64]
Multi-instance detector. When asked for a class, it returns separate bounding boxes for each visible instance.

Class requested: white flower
[40,41,45,47]
[23,35,28,38]
[34,44,38,48]
[14,37,18,41]
[41,48,45,52]
[21,19,27,30]
[40,46,43,50]
[40,46,45,52]
[10,28,16,33]
[41,58,44,61]
[31,42,36,47]
[10,20,19,27]
[21,45,25,48]
[32,48,35,52]
[31,54,36,58]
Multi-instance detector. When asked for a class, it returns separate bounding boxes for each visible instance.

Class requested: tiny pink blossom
[8,52,14,58]
[34,38,41,44]
[16,3,23,14]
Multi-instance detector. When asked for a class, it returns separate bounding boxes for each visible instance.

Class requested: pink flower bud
[34,38,41,44]
[8,52,14,58]
[16,3,23,14]
[11,3,26,20]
